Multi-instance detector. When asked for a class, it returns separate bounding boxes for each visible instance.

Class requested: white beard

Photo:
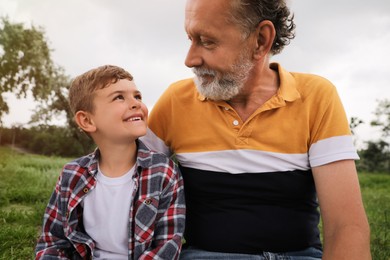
[193,52,254,101]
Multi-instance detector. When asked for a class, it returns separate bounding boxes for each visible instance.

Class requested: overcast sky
[1,0,389,146]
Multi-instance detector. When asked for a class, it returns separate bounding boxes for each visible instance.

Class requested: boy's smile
[89,79,148,143]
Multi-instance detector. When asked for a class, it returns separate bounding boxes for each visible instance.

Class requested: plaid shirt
[35,140,185,260]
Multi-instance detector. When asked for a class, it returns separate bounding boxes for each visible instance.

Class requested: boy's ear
[252,20,276,60]
[74,111,96,133]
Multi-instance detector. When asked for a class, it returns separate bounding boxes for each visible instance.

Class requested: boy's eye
[135,94,142,101]
[113,94,125,101]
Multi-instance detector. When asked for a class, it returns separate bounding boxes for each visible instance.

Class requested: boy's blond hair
[69,65,133,115]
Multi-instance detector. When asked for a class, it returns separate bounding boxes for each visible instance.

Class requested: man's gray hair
[228,0,295,55]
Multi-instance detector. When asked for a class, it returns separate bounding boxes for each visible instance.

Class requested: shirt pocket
[134,195,159,243]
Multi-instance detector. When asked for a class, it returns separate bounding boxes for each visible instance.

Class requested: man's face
[185,0,254,101]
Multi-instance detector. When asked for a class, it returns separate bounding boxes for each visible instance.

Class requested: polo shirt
[142,63,359,253]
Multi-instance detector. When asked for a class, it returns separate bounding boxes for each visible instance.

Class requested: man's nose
[185,44,203,68]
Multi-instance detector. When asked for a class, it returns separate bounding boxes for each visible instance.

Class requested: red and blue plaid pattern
[35,140,185,259]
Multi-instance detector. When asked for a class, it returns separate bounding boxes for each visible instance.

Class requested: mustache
[192,67,216,77]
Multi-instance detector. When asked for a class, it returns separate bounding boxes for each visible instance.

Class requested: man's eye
[200,38,214,47]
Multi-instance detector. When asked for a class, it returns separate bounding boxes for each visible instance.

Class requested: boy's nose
[130,99,141,110]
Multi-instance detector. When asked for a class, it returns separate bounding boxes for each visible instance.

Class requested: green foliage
[0,17,94,154]
[22,124,94,157]
[354,99,390,173]
[371,99,390,138]
[358,140,390,173]
[0,125,95,158]
[0,17,56,123]
[350,116,364,135]
[0,147,389,259]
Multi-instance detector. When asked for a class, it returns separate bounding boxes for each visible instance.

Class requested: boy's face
[88,79,148,143]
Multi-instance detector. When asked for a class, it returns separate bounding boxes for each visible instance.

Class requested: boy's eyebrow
[107,89,142,97]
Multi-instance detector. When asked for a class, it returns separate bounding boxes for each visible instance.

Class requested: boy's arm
[139,162,186,260]
[35,176,72,259]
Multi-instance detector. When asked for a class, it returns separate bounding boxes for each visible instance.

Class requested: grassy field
[0,146,389,259]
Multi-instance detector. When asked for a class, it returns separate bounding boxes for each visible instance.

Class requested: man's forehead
[184,0,233,31]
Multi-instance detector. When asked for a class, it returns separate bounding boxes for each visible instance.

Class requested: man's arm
[312,159,371,259]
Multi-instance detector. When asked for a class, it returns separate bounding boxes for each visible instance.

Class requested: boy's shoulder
[61,150,98,176]
[137,140,176,169]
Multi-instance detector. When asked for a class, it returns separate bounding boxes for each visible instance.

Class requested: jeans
[179,246,322,260]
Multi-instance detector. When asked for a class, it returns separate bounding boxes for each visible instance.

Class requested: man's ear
[74,111,96,133]
[252,20,276,60]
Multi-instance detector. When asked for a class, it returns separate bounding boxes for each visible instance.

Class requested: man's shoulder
[273,63,335,94]
[167,78,196,94]
[291,71,333,84]
[287,71,337,98]
[158,78,199,104]
[169,78,194,88]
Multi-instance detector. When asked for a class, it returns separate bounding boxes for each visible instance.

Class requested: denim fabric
[180,246,322,260]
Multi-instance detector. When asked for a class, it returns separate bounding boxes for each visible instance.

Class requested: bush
[0,125,94,157]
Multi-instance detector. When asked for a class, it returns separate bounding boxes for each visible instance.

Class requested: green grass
[0,146,69,259]
[0,146,389,259]
[359,173,390,259]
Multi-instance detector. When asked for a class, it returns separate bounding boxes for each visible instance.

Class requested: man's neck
[227,64,279,122]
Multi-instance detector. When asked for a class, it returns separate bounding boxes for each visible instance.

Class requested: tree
[357,99,390,173]
[350,116,364,136]
[0,17,56,123]
[0,17,94,154]
[358,140,389,173]
[371,99,390,139]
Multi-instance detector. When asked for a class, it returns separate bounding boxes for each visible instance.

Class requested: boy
[35,65,185,259]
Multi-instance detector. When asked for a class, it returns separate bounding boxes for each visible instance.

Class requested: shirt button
[224,107,229,111]
[233,120,239,126]
[83,188,89,193]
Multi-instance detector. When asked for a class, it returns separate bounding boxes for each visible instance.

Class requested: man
[142,0,371,259]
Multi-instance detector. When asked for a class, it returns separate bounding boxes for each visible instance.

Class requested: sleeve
[141,85,175,157]
[308,79,359,167]
[35,174,72,259]
[138,160,186,260]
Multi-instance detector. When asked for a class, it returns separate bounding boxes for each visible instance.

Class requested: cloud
[1,0,389,145]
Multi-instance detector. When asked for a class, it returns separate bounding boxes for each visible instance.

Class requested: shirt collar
[270,62,301,102]
[78,139,154,177]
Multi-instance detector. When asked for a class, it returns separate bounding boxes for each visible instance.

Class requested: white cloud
[1,0,389,145]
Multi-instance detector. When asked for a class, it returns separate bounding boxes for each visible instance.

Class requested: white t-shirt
[82,164,135,259]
